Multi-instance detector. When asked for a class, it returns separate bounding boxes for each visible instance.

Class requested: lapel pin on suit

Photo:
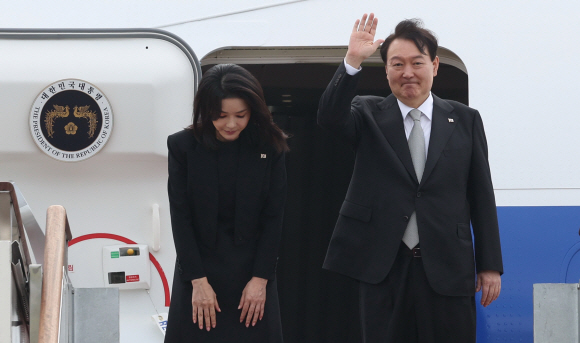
[448,118,454,122]
[261,154,267,158]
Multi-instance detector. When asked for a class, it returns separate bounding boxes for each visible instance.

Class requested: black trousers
[359,243,476,343]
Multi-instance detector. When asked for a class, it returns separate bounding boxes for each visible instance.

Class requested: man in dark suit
[317,14,503,342]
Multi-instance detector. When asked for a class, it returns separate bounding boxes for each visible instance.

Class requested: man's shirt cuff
[344,58,362,75]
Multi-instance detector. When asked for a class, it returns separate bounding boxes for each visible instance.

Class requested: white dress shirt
[344,59,432,158]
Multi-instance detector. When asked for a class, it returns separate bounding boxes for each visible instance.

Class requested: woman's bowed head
[190,64,289,153]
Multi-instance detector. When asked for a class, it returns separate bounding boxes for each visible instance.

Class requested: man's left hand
[476,270,501,307]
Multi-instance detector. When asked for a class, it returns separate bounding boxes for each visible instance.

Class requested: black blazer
[318,63,503,296]
[167,129,287,281]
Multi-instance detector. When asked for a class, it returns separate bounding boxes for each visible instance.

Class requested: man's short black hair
[380,19,438,63]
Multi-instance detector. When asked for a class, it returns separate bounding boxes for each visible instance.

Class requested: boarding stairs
[0,182,118,343]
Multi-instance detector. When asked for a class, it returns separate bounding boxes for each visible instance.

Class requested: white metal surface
[151,312,168,336]
[534,283,580,342]
[151,204,160,252]
[0,1,305,29]
[0,37,195,157]
[102,245,151,290]
[11,274,25,342]
[12,182,45,265]
[59,273,74,343]
[0,31,198,341]
[0,241,13,342]
[1,1,580,207]
[0,192,11,241]
[29,264,42,343]
[0,192,14,341]
[73,288,119,343]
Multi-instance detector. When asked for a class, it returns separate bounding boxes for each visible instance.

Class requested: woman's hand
[191,277,221,331]
[238,277,268,327]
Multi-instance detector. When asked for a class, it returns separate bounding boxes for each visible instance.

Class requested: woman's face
[213,98,251,142]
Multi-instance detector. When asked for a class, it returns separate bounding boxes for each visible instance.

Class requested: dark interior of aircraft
[202,62,467,342]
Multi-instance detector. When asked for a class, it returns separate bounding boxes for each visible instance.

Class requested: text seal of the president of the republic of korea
[29,79,113,162]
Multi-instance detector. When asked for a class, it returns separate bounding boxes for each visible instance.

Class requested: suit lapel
[375,95,418,183]
[421,95,457,186]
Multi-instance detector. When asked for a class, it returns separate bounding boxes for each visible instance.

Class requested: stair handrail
[0,182,32,266]
[37,205,72,343]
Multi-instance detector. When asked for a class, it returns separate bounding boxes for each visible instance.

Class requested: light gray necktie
[402,109,425,249]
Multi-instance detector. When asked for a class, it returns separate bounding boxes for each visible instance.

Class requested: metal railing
[0,182,34,342]
[0,182,72,343]
[38,206,72,343]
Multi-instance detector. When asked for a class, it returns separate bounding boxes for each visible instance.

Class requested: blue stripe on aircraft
[476,206,580,342]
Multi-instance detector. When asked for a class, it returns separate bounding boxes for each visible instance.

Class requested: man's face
[385,38,439,108]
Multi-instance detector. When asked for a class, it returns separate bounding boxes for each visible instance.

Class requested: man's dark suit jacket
[318,63,503,297]
[167,129,287,282]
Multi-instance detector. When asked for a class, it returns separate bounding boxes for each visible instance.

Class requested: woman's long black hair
[189,64,289,153]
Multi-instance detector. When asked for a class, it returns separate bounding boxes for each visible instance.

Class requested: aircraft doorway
[201,47,468,343]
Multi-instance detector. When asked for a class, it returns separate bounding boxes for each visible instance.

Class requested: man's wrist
[345,52,364,69]
[344,58,362,76]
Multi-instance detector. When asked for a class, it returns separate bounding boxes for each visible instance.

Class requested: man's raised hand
[345,13,385,69]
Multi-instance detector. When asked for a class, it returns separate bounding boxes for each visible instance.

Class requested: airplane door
[0,29,201,342]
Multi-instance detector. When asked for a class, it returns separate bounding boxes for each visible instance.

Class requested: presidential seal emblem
[29,79,113,162]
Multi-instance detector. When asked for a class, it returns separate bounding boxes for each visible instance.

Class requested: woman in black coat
[165,64,288,342]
